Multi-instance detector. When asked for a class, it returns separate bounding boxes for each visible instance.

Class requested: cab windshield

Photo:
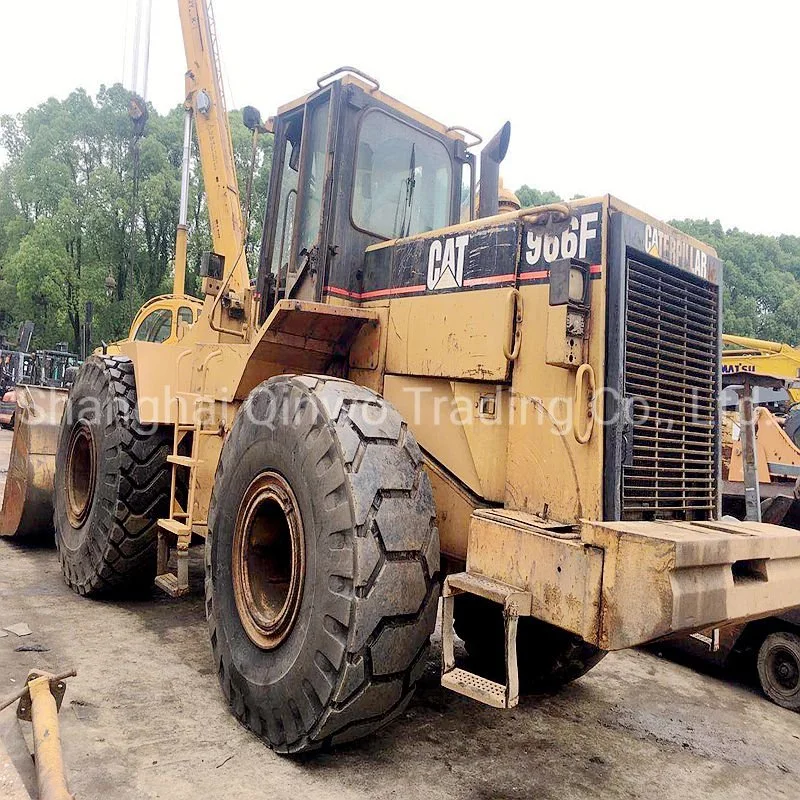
[352,111,452,240]
[134,308,173,343]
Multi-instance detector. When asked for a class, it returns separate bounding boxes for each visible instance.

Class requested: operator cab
[257,68,478,320]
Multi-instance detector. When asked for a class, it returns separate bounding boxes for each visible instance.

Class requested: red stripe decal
[463,273,516,287]
[324,284,426,300]
[324,285,361,299]
[518,269,549,281]
[519,264,602,282]
[324,264,602,299]
[361,284,426,299]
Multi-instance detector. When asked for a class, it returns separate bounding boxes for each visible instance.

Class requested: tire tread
[56,356,170,595]
[206,375,440,753]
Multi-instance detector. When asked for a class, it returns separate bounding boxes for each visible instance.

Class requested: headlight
[569,267,586,303]
[549,257,590,307]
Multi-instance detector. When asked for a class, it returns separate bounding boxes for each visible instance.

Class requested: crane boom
[177,0,248,303]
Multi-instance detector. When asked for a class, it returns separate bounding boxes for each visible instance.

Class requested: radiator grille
[622,256,719,518]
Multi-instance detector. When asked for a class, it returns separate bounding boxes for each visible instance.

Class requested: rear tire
[757,631,800,710]
[206,375,440,753]
[454,594,605,691]
[54,356,171,595]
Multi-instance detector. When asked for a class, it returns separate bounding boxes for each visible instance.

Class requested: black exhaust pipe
[478,121,511,218]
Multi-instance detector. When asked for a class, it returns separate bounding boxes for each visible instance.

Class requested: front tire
[54,356,171,595]
[206,375,440,753]
[757,631,800,710]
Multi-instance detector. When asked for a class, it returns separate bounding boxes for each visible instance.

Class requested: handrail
[573,363,596,444]
[446,125,483,148]
[317,66,380,91]
[503,289,522,362]
[517,203,572,225]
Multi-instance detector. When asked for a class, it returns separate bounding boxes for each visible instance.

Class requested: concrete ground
[1,429,799,799]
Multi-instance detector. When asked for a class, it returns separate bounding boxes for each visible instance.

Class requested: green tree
[516,185,563,207]
[671,219,800,344]
[0,85,272,350]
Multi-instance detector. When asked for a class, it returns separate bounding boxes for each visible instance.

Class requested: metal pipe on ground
[0,670,77,800]
[27,675,73,800]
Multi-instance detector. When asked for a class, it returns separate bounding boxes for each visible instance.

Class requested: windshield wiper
[398,144,416,238]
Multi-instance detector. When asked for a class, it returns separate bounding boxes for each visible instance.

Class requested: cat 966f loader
[4,0,800,754]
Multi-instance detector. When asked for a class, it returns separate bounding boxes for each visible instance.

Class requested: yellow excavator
[6,0,800,755]
[721,335,800,526]
[723,334,800,403]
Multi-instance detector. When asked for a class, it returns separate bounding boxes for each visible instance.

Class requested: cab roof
[276,72,468,144]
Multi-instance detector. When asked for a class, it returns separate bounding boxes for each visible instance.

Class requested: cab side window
[133,309,173,343]
[270,117,302,287]
[178,306,194,327]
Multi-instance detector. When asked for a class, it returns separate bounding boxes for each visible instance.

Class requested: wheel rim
[64,420,96,529]
[232,471,305,650]
[767,645,800,695]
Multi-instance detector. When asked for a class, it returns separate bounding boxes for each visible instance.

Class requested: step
[441,572,526,710]
[167,455,199,468]
[441,668,509,709]
[157,518,191,536]
[446,572,532,614]
[176,424,220,435]
[154,572,190,598]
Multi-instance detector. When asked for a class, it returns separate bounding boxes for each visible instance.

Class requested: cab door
[258,85,339,316]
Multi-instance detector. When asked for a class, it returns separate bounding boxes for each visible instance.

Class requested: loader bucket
[0,386,67,539]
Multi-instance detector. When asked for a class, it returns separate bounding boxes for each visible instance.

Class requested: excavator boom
[722,333,800,403]
[723,334,788,354]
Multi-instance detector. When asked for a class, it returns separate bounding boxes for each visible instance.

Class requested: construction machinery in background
[720,351,800,527]
[665,602,800,712]
[0,321,35,393]
[0,348,81,429]
[0,293,198,538]
[4,0,800,755]
[106,294,203,351]
[0,345,81,539]
[723,334,800,403]
[0,294,201,537]
[670,369,800,711]
[721,333,800,505]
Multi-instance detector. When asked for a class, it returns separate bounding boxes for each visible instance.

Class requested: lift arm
[177,0,249,306]
[723,334,795,356]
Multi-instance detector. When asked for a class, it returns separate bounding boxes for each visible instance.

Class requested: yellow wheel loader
[4,0,800,755]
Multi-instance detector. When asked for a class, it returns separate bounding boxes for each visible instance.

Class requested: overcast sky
[1,0,797,235]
